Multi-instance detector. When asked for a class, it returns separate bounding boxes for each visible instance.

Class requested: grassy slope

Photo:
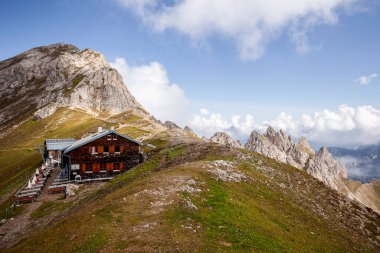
[4,142,380,253]
[0,108,152,219]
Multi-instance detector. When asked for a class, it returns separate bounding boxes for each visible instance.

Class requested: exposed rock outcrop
[183,126,193,133]
[210,132,243,148]
[245,126,315,169]
[0,43,146,130]
[305,147,347,190]
[245,126,380,214]
[163,121,180,129]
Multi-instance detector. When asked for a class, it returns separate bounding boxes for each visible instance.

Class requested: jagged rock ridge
[245,126,315,169]
[0,43,146,130]
[306,146,347,189]
[245,126,380,214]
[209,132,243,148]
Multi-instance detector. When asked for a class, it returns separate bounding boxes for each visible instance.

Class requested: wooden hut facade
[62,128,144,180]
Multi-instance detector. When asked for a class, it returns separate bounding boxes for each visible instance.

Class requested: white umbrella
[35,168,40,175]
[27,180,32,189]
[31,175,37,185]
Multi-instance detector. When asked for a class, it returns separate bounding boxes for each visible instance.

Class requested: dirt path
[0,201,42,248]
[0,165,62,249]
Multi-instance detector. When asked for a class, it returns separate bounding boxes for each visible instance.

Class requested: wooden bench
[14,195,36,203]
[19,188,41,194]
[15,191,39,197]
[48,185,66,194]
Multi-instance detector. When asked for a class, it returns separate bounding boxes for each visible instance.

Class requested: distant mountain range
[330,144,380,183]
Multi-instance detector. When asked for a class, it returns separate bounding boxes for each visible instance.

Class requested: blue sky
[1,0,380,147]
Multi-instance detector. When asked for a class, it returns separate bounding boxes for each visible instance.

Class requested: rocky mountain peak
[0,43,145,130]
[265,125,276,137]
[209,132,243,148]
[264,127,293,153]
[183,126,193,133]
[305,146,348,189]
[320,146,329,154]
[163,121,180,129]
[298,136,314,152]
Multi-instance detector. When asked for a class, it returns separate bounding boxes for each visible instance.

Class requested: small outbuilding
[44,138,76,163]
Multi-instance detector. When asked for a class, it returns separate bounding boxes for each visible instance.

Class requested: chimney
[111,126,115,131]
[98,127,103,133]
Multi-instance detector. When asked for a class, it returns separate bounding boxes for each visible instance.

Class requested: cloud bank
[110,57,189,122]
[117,0,359,60]
[189,105,380,147]
[190,109,256,139]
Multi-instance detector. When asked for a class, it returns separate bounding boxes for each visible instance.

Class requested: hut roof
[63,130,142,154]
[45,139,76,151]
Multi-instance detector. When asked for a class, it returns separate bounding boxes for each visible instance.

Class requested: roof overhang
[63,130,143,154]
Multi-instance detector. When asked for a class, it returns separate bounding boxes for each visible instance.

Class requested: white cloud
[355,73,377,85]
[110,57,189,123]
[189,105,380,147]
[117,0,359,60]
[199,108,209,115]
[264,112,298,132]
[189,109,256,139]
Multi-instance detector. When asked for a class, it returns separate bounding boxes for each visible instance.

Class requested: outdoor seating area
[14,165,52,204]
[47,175,69,194]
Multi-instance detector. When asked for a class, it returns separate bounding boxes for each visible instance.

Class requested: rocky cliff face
[209,132,243,148]
[245,126,315,169]
[0,43,145,131]
[305,147,347,190]
[245,126,380,213]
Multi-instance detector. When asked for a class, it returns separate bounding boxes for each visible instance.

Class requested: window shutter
[120,162,123,172]
[106,163,113,172]
[110,145,115,153]
[81,164,86,173]
[88,146,92,154]
[120,146,124,153]
[98,146,104,154]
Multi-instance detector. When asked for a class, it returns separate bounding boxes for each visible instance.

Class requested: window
[100,163,106,171]
[113,135,117,140]
[104,146,109,153]
[107,135,112,140]
[115,145,120,153]
[114,162,120,170]
[91,146,98,154]
[86,164,91,171]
